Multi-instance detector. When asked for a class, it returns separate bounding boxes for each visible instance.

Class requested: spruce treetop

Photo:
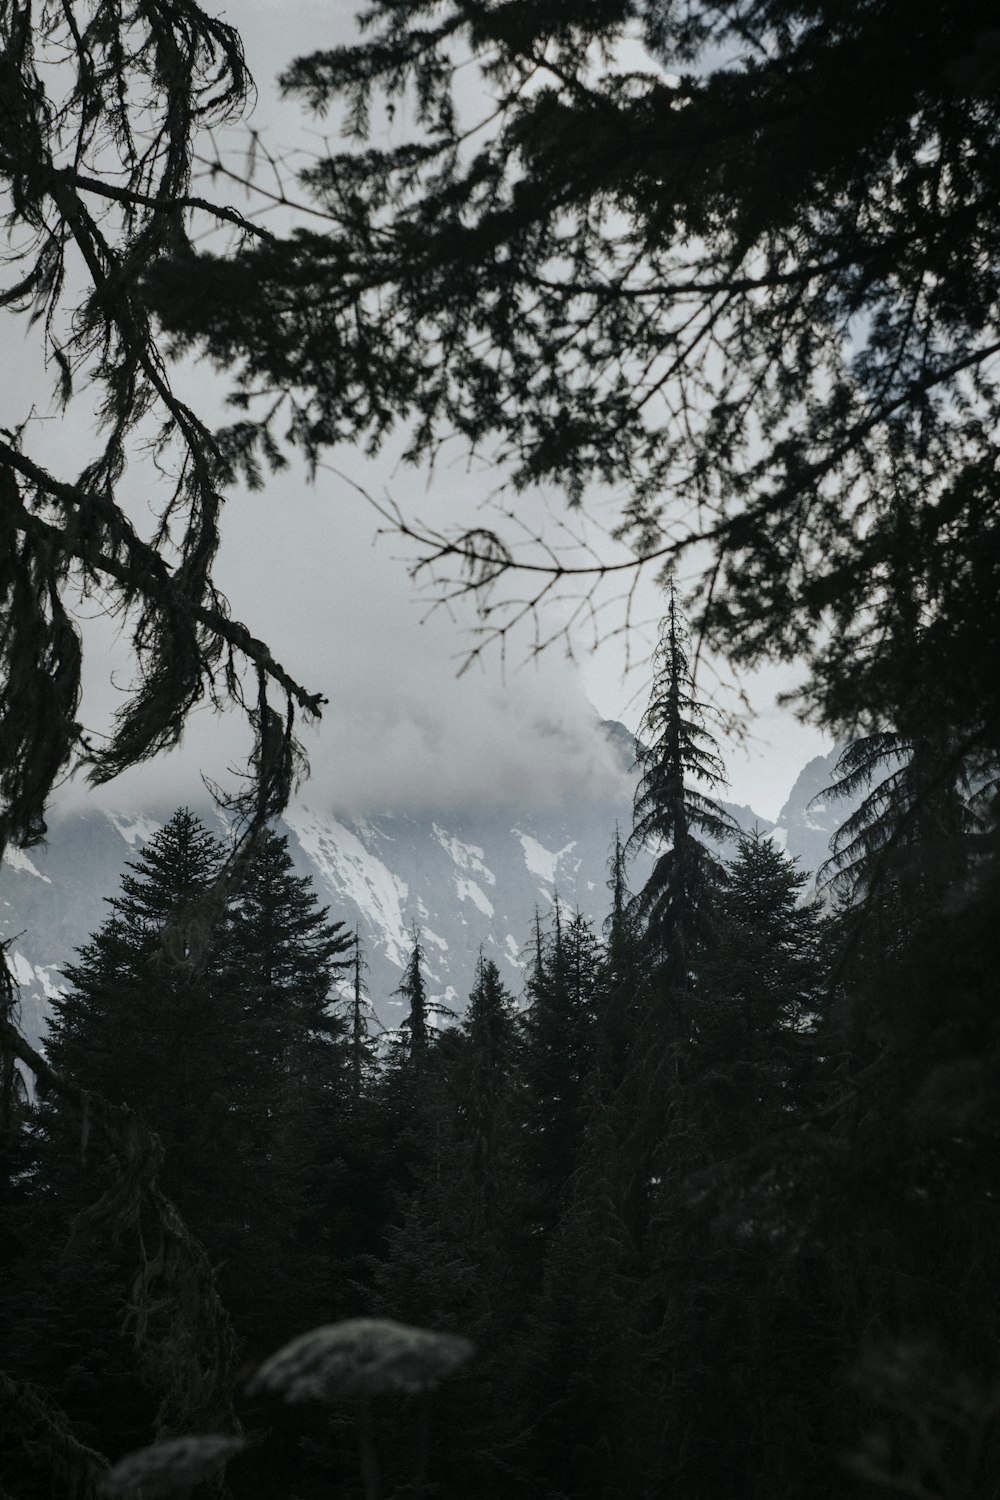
[224,827,353,1021]
[113,810,225,938]
[629,589,737,964]
[631,588,739,859]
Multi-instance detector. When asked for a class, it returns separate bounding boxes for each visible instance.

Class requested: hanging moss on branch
[0,0,322,863]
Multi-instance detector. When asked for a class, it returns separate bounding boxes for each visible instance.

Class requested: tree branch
[1,442,326,719]
[56,166,279,244]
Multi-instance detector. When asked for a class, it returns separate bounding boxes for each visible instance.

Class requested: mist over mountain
[1,726,853,1054]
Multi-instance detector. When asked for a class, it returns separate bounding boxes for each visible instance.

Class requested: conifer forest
[2,2,1000,1498]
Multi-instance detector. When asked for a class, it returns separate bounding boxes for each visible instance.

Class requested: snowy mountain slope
[1,724,854,1054]
[284,799,651,1022]
[1,795,641,1051]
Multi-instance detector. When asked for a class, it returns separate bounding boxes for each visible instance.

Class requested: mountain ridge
[1,726,849,1053]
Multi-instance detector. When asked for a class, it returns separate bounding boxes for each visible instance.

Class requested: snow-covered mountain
[769,743,848,878]
[2,789,643,1052]
[1,726,853,1054]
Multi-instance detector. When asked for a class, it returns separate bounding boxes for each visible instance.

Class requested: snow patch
[513,830,576,886]
[768,826,789,852]
[8,949,64,999]
[8,950,35,988]
[455,878,494,918]
[423,927,449,952]
[433,825,497,886]
[505,934,521,963]
[284,806,412,967]
[107,812,162,848]
[3,846,51,882]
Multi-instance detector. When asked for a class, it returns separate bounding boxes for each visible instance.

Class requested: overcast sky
[6,0,832,826]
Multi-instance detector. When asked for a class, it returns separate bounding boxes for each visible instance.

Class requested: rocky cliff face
[769,744,849,879]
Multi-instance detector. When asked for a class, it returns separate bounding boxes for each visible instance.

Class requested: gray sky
[5,0,831,827]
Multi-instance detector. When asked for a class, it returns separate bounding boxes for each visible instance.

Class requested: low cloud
[55,464,633,823]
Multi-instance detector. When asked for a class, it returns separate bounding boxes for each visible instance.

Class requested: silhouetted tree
[521,903,601,1226]
[630,587,738,975]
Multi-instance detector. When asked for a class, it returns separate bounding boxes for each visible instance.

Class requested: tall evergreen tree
[340,932,377,1107]
[699,829,825,1147]
[3,812,232,1457]
[452,954,523,1239]
[43,809,235,1222]
[394,927,430,1064]
[510,872,642,1500]
[215,827,354,1345]
[629,586,738,974]
[223,826,352,1043]
[606,590,738,1244]
[297,931,387,1333]
[365,957,526,1500]
[594,827,643,1100]
[6,813,362,1450]
[374,928,450,1216]
[521,902,601,1226]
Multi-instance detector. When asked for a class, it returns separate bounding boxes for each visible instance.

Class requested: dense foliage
[4,588,1000,1498]
[3,0,1000,1496]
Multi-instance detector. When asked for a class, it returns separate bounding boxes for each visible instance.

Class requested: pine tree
[595,827,643,1099]
[214,827,354,1346]
[394,927,430,1064]
[292,930,387,1331]
[11,813,361,1428]
[452,954,522,1238]
[220,826,352,1119]
[700,829,825,1146]
[370,956,524,1330]
[509,873,642,1500]
[374,928,449,1214]
[605,590,738,1242]
[43,809,235,1220]
[521,902,601,1228]
[341,932,377,1107]
[3,812,231,1457]
[365,957,526,1500]
[630,586,738,975]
